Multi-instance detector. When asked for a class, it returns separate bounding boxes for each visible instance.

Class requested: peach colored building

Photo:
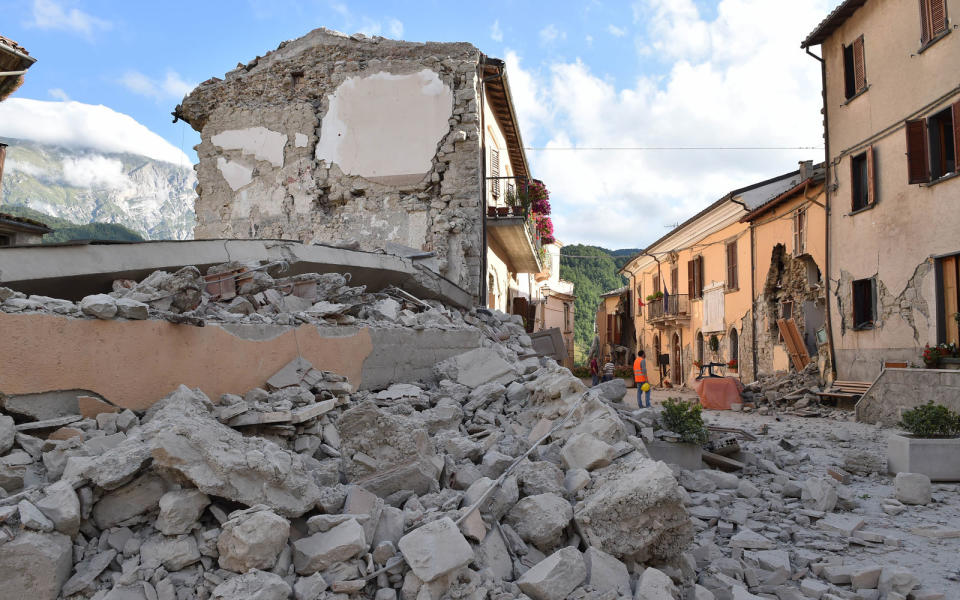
[802,0,960,380]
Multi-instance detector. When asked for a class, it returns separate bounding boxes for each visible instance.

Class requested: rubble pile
[1,261,465,331]
[0,265,699,600]
[739,364,840,418]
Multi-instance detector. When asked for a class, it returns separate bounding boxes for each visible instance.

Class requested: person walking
[602,356,615,382]
[634,350,651,408]
[589,355,600,387]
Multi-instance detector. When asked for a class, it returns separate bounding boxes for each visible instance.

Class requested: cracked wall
[177,29,483,296]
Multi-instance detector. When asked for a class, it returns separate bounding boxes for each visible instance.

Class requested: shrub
[571,365,591,378]
[661,398,709,445]
[899,402,960,437]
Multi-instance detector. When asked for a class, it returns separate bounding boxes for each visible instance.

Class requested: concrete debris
[2,261,954,600]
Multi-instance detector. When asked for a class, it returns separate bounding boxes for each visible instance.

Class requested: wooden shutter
[931,0,948,37]
[954,101,960,166]
[852,36,866,92]
[697,257,704,299]
[921,0,932,43]
[726,242,738,289]
[905,119,930,184]
[652,274,660,296]
[865,146,876,206]
[687,260,695,299]
[606,314,613,340]
[490,149,500,198]
[671,266,679,294]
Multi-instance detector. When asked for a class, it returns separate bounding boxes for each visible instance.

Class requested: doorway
[938,253,960,345]
[672,332,683,386]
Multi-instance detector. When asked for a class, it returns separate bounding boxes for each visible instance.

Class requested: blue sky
[0,0,836,248]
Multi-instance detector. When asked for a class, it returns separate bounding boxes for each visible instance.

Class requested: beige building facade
[619,166,827,387]
[803,0,960,380]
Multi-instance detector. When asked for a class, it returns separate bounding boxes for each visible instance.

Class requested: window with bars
[490,148,500,199]
[793,208,807,256]
[920,0,948,46]
[726,241,738,290]
[842,36,866,100]
[687,256,704,300]
[906,103,959,184]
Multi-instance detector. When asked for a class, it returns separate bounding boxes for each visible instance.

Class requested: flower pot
[940,357,960,370]
[645,440,703,470]
[487,207,497,217]
[497,207,510,217]
[888,433,960,481]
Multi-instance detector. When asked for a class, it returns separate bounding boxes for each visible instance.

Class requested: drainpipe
[806,45,838,381]
[478,55,505,307]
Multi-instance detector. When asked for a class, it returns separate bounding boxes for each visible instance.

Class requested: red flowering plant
[727,358,738,369]
[535,214,555,244]
[526,179,551,215]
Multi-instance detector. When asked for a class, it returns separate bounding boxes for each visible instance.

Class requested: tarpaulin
[695,377,744,410]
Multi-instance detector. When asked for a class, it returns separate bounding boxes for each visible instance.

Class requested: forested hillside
[560,245,640,364]
[0,204,143,243]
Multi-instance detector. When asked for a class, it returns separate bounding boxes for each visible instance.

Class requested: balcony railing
[646,294,690,323]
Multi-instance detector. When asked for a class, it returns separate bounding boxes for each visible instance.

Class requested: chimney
[798,160,813,180]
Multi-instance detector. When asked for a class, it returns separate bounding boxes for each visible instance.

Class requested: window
[906,103,960,184]
[852,278,876,329]
[920,0,949,45]
[851,147,875,211]
[506,182,515,205]
[729,328,739,363]
[793,208,806,256]
[564,302,571,332]
[490,148,500,198]
[652,273,660,297]
[726,241,738,290]
[687,256,704,299]
[842,36,866,100]
[606,314,613,341]
[670,264,679,295]
[696,332,704,364]
[0,234,10,246]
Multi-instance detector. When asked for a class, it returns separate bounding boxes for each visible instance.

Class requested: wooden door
[943,255,959,345]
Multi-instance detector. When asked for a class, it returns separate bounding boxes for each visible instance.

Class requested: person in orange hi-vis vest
[634,350,651,408]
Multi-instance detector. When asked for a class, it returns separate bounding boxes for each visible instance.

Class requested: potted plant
[693,359,702,369]
[727,358,738,372]
[654,291,664,299]
[646,294,656,303]
[888,401,960,481]
[646,398,708,469]
[496,206,510,217]
[939,343,960,369]
[487,206,497,217]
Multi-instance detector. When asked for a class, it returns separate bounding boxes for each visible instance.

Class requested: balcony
[646,294,690,325]
[487,204,543,273]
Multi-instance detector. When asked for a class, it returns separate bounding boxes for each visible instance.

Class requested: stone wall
[177,29,484,296]
[855,368,960,425]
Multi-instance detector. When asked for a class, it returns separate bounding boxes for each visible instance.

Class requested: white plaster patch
[212,126,288,167]
[315,69,453,181]
[295,133,309,148]
[217,157,253,191]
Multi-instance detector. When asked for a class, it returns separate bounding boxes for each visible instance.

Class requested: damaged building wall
[817,0,960,381]
[177,29,485,296]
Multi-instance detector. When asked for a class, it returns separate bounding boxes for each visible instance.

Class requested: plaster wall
[856,368,960,425]
[821,0,960,379]
[486,242,511,313]
[179,29,486,296]
[0,313,482,410]
[0,228,44,245]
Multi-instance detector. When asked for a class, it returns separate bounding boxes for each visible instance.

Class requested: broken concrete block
[476,527,513,581]
[564,468,591,494]
[434,347,517,388]
[877,568,918,597]
[515,459,565,497]
[594,377,626,402]
[80,294,118,319]
[372,506,405,548]
[116,297,149,320]
[92,473,167,529]
[19,499,55,531]
[516,546,586,600]
[800,478,837,512]
[462,475,519,521]
[737,479,761,499]
[35,479,81,536]
[505,493,573,551]
[61,549,117,596]
[218,508,291,572]
[584,546,631,596]
[894,472,931,505]
[851,566,883,590]
[800,578,829,599]
[293,517,366,575]
[458,506,487,542]
[0,414,14,454]
[818,513,865,537]
[700,470,740,489]
[293,572,329,600]
[0,531,73,600]
[574,459,691,562]
[156,489,210,535]
[140,535,201,571]
[212,569,292,600]
[398,516,474,583]
[729,529,776,550]
[560,433,614,471]
[634,566,678,600]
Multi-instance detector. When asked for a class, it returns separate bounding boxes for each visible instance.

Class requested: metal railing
[646,294,690,322]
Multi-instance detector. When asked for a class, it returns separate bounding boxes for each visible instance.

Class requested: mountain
[0,203,143,243]
[560,245,641,364]
[0,137,196,240]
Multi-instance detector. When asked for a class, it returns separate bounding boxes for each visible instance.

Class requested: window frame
[852,277,877,330]
[687,256,704,300]
[725,240,739,291]
[842,35,867,102]
[793,208,807,256]
[850,146,876,213]
[919,0,949,48]
[490,148,501,199]
[907,102,960,185]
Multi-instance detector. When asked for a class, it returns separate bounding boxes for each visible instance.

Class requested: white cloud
[0,98,191,165]
[61,156,131,189]
[387,18,403,39]
[28,0,111,38]
[48,88,70,101]
[491,19,503,42]
[5,159,49,178]
[120,70,195,101]
[539,24,566,45]
[356,17,404,38]
[508,0,833,249]
[607,24,627,37]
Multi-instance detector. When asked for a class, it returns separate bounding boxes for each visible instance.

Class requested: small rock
[80,294,118,319]
[894,472,931,505]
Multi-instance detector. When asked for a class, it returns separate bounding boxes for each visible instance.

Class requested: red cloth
[695,377,744,410]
